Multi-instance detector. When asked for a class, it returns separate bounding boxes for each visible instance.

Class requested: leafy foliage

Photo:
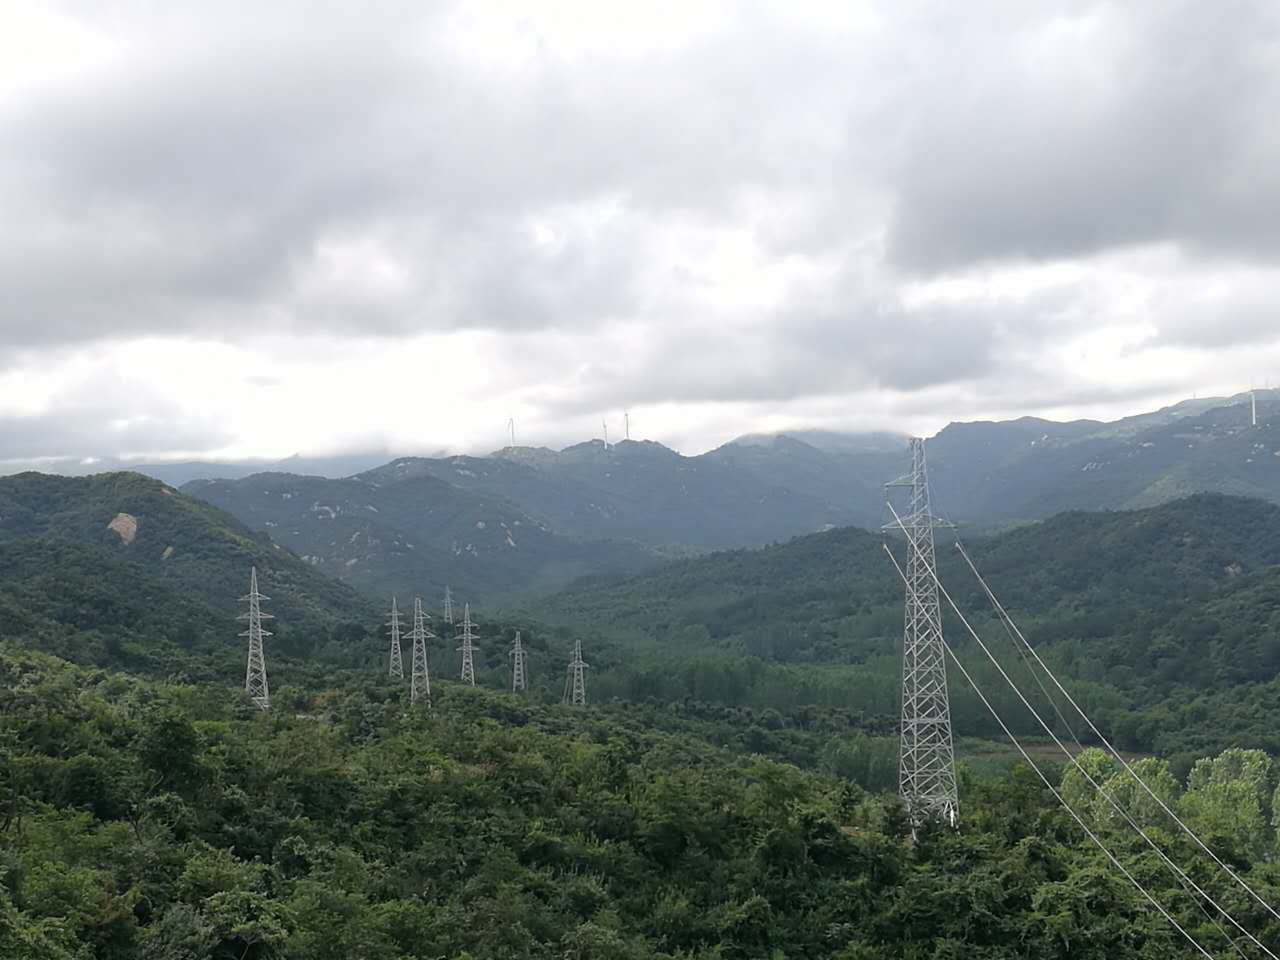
[2,650,1277,959]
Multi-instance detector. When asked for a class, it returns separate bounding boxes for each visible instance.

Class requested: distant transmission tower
[387,596,404,679]
[409,597,434,706]
[624,410,631,440]
[458,603,478,685]
[886,438,958,826]
[238,566,272,711]
[510,630,528,692]
[443,586,454,625]
[563,639,588,706]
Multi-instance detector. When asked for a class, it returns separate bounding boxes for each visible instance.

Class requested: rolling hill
[185,466,660,605]
[524,493,1280,760]
[400,437,861,547]
[174,388,1280,611]
[0,471,381,676]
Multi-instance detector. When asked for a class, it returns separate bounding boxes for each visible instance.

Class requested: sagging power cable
[881,542,1218,960]
[887,506,1275,959]
[955,538,1280,928]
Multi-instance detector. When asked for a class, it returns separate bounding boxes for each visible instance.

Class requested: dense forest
[528,494,1280,767]
[4,473,1280,956]
[3,648,1279,959]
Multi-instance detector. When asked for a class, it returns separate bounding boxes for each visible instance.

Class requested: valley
[3,407,1280,958]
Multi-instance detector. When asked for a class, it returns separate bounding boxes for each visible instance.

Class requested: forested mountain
[186,467,659,604]
[168,391,1280,602]
[711,389,1280,530]
[923,389,1280,523]
[398,439,859,547]
[11,470,1280,768]
[526,494,1280,763]
[0,471,380,677]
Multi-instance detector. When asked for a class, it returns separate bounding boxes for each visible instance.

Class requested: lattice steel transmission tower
[457,603,478,685]
[563,639,588,706]
[409,598,434,706]
[387,596,404,680]
[238,566,272,711]
[510,630,527,692]
[443,586,454,625]
[886,438,958,826]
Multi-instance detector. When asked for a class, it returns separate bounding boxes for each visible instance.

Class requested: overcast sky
[2,0,1279,466]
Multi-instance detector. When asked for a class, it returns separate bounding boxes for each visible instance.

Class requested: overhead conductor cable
[955,539,1280,927]
[887,504,1276,959]
[881,542,1217,960]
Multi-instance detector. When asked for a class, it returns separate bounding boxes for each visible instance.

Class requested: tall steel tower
[443,586,454,626]
[886,438,958,826]
[457,603,478,685]
[563,639,588,706]
[238,566,272,711]
[510,630,527,692]
[409,597,434,706]
[387,596,404,680]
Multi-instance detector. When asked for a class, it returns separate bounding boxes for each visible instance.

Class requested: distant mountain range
[27,387,1277,603]
[185,463,661,605]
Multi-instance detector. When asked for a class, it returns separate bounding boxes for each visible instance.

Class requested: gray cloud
[0,372,233,461]
[886,1,1280,271]
[1,2,1279,460]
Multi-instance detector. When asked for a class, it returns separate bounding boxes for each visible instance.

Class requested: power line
[885,437,958,827]
[881,544,1216,960]
[886,508,1275,959]
[387,596,404,680]
[458,603,478,686]
[510,630,527,693]
[955,539,1280,929]
[238,567,272,711]
[409,597,434,706]
[563,639,587,706]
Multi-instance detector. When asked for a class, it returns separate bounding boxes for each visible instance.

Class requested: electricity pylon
[409,598,434,706]
[563,639,587,706]
[510,630,527,692]
[387,596,404,680]
[886,438,958,827]
[457,603,478,685]
[238,566,272,711]
[443,586,454,625]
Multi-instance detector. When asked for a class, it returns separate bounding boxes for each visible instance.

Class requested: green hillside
[526,494,1280,761]
[0,472,380,677]
[186,467,659,604]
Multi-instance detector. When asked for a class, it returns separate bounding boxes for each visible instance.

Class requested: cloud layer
[2,0,1280,463]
